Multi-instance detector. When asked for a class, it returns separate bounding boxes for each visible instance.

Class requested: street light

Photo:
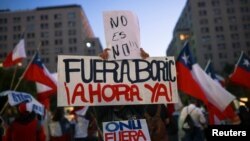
[86,42,92,48]
[179,33,189,41]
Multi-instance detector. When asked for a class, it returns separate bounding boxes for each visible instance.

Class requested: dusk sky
[1,0,186,57]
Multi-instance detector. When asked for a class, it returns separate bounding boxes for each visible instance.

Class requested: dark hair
[16,112,36,123]
[52,108,64,121]
[239,106,248,113]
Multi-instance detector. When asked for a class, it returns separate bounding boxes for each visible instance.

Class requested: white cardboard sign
[57,55,178,106]
[103,11,141,60]
[102,119,151,141]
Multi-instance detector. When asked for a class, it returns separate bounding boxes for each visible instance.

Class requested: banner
[7,91,33,106]
[103,11,141,60]
[57,55,178,106]
[102,119,151,141]
[0,90,45,116]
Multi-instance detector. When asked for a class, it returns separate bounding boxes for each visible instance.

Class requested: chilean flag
[204,60,239,124]
[36,73,57,109]
[3,39,26,67]
[176,43,235,114]
[176,43,208,103]
[23,52,57,94]
[230,52,250,89]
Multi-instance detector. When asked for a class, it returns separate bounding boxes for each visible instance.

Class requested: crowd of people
[0,98,249,141]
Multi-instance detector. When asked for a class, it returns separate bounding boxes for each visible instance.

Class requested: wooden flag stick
[10,65,18,89]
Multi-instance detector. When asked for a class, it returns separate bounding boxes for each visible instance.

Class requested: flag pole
[204,59,211,71]
[235,51,244,67]
[10,65,18,89]
[226,51,244,88]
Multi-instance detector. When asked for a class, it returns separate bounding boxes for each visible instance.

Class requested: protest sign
[102,119,151,141]
[103,10,141,60]
[0,90,45,116]
[57,55,178,106]
[7,91,33,106]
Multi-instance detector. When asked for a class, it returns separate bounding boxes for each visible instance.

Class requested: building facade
[167,0,250,72]
[0,5,103,72]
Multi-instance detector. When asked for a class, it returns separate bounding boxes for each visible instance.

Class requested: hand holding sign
[99,47,149,60]
[140,48,149,59]
[99,48,111,60]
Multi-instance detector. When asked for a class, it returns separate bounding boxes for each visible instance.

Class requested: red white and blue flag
[176,43,235,114]
[204,60,238,124]
[35,73,57,109]
[23,52,57,90]
[176,43,208,103]
[3,39,26,67]
[230,52,250,89]
[23,52,57,108]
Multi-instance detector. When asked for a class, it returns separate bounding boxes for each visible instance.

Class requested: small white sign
[103,11,141,60]
[102,119,151,141]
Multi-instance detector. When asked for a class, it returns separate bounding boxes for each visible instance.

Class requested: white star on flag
[243,59,250,67]
[182,53,189,65]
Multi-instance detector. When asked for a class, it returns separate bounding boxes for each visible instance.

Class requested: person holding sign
[98,11,170,141]
[4,102,46,141]
[57,10,178,106]
[98,10,150,123]
[56,10,178,141]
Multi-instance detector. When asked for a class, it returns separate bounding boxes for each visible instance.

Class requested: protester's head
[16,103,37,123]
[52,107,65,121]
[239,105,248,113]
[188,98,197,105]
